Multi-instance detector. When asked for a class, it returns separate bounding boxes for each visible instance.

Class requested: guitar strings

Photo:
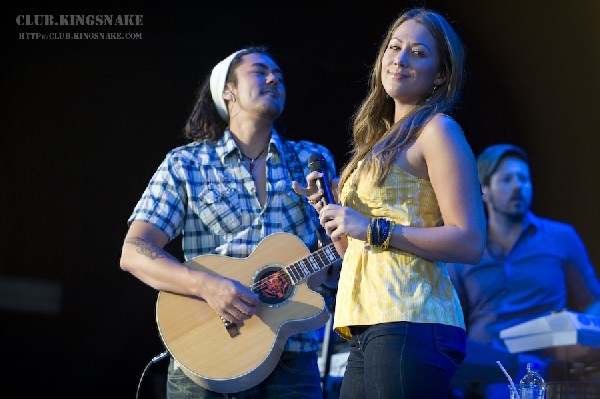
[247,244,336,292]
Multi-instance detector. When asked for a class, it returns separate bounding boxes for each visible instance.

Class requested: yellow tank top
[334,163,465,340]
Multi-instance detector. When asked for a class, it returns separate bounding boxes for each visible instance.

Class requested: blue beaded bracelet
[367,218,394,248]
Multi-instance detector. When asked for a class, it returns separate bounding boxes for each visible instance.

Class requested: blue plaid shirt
[129,129,336,352]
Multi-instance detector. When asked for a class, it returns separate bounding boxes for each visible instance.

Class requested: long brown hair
[339,8,465,188]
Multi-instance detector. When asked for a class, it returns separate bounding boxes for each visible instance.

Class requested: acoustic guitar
[155,232,341,393]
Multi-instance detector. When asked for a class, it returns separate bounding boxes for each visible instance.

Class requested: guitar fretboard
[285,243,340,284]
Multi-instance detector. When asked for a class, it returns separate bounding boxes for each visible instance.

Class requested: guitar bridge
[220,316,240,337]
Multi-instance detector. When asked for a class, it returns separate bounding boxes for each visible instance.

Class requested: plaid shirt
[129,129,336,352]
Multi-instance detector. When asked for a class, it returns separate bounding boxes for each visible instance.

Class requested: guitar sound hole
[253,266,293,306]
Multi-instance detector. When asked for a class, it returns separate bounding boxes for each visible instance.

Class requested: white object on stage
[499,310,600,362]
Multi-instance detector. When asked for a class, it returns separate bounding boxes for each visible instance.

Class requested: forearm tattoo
[124,237,177,261]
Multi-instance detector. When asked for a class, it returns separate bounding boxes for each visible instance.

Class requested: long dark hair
[182,46,286,142]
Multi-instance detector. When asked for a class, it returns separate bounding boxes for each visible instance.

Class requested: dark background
[2,1,600,397]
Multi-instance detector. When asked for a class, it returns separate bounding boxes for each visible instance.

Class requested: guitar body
[155,233,333,393]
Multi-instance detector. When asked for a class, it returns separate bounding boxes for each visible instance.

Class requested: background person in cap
[119,46,338,398]
[447,143,600,399]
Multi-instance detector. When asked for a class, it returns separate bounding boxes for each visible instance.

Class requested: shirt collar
[485,211,539,259]
[523,210,540,233]
[216,128,282,163]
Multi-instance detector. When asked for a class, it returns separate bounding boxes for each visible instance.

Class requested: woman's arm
[383,114,486,263]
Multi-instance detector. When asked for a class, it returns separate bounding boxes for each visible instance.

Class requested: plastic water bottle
[519,362,546,399]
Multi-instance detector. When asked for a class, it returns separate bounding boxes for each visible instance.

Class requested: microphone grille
[308,153,326,172]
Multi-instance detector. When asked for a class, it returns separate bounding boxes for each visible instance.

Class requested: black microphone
[308,153,335,205]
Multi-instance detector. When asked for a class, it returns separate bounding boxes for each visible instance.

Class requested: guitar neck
[284,242,340,284]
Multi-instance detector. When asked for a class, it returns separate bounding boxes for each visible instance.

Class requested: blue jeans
[166,351,322,399]
[338,322,466,399]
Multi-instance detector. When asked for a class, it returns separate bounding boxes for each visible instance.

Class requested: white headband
[210,49,244,121]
